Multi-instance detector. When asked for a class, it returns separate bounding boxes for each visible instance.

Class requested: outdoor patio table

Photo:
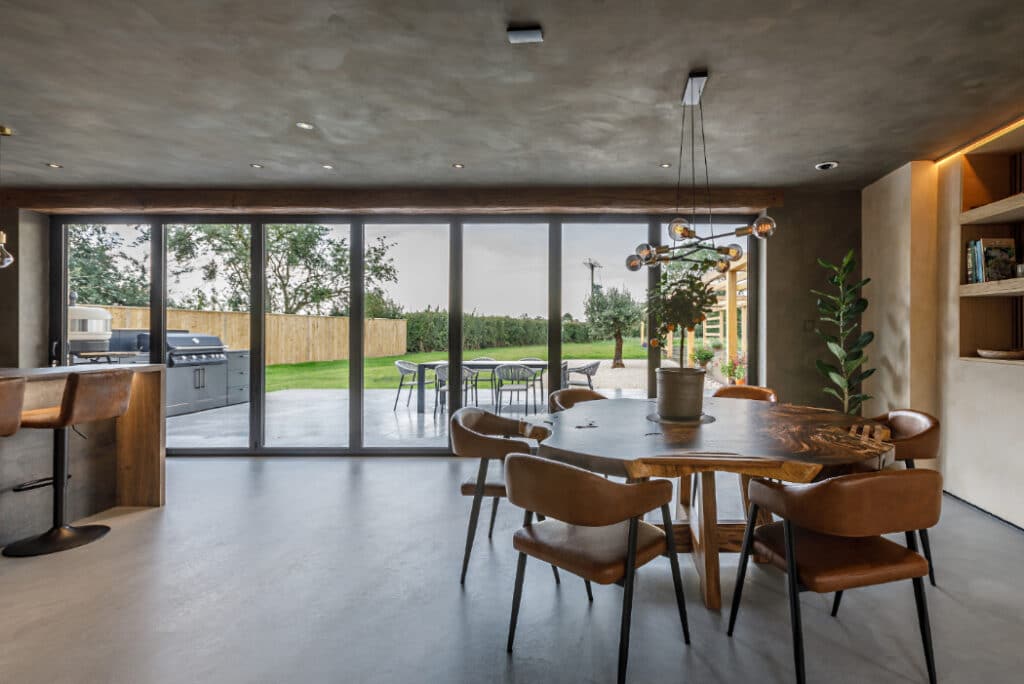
[414,359,551,414]
[535,397,894,610]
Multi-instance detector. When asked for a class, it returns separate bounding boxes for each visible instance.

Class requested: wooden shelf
[959,278,1024,297]
[961,192,1024,225]
[959,356,1024,367]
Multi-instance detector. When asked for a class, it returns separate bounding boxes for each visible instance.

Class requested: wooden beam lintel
[0,187,784,215]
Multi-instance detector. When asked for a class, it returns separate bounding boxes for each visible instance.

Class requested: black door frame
[49,213,754,456]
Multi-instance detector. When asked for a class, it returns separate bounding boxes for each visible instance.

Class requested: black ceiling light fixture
[625,71,777,273]
[507,23,543,44]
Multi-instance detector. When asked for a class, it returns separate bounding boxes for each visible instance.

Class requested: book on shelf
[966,240,978,283]
[980,237,1017,282]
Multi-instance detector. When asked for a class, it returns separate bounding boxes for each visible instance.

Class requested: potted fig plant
[647,268,718,419]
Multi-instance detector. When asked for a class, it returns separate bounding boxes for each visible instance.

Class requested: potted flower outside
[689,342,716,370]
[720,356,748,385]
[648,268,718,419]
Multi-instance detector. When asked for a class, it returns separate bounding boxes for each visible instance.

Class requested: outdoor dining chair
[434,364,480,414]
[566,360,601,390]
[469,357,497,406]
[494,364,538,415]
[393,360,431,410]
[518,357,546,402]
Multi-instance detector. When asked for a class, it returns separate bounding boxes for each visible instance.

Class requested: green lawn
[265,338,649,392]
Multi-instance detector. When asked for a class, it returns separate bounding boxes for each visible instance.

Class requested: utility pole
[582,258,602,294]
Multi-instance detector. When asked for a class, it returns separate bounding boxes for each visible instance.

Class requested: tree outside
[68,224,149,306]
[584,285,643,368]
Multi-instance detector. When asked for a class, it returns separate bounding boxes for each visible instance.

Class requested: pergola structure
[685,255,747,365]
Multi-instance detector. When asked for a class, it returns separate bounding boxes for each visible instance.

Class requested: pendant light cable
[674,106,686,215]
[690,101,697,225]
[698,100,714,235]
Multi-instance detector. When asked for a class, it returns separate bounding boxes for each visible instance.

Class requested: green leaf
[849,368,876,386]
[817,332,839,346]
[849,331,874,353]
[822,387,843,402]
[827,371,848,390]
[826,341,846,362]
[810,289,840,303]
[816,257,837,271]
[849,298,868,315]
[816,359,839,378]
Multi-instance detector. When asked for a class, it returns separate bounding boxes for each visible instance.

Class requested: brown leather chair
[504,454,690,684]
[449,407,553,584]
[873,409,940,585]
[728,470,942,684]
[4,370,133,557]
[713,384,778,403]
[711,384,778,523]
[0,377,26,437]
[548,387,606,412]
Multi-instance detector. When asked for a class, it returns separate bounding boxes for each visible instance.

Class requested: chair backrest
[505,454,672,527]
[470,357,495,361]
[58,370,134,427]
[713,385,778,402]
[395,360,417,375]
[435,363,450,382]
[0,377,26,437]
[549,388,606,413]
[495,363,535,382]
[518,357,543,362]
[450,407,533,459]
[749,469,942,538]
[874,409,940,462]
[578,361,600,376]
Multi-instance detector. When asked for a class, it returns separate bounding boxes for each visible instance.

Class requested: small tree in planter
[813,250,875,414]
[647,267,719,418]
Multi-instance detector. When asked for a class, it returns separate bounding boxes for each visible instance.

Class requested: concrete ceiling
[1,0,1022,191]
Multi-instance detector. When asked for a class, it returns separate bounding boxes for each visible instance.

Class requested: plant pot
[656,367,706,420]
[735,377,747,386]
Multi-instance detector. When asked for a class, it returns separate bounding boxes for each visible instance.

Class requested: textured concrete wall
[763,191,863,407]
[0,210,49,367]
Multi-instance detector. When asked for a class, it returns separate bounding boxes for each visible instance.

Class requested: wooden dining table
[536,396,894,610]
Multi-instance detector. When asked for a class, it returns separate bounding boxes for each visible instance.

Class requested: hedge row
[404,310,595,353]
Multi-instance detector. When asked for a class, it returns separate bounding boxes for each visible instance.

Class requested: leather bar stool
[0,377,27,437]
[872,409,940,585]
[4,370,133,557]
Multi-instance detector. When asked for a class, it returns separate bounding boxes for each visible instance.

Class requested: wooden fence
[94,305,406,366]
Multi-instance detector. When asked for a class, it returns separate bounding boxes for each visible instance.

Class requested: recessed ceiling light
[296,122,315,130]
[507,24,543,44]
[815,161,839,171]
[45,162,63,169]
[659,162,672,168]
[452,162,465,169]
[250,163,264,169]
[322,163,334,170]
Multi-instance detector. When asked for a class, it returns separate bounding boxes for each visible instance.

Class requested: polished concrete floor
[0,457,1020,684]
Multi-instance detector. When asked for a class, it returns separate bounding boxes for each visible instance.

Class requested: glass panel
[561,222,648,399]
[165,223,252,449]
[263,223,350,448]
[658,221,750,385]
[463,223,548,416]
[363,223,449,447]
[66,223,151,366]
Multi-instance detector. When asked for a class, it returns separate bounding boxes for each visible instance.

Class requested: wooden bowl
[977,349,1024,360]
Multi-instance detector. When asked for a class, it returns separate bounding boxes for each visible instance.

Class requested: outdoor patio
[166,359,715,449]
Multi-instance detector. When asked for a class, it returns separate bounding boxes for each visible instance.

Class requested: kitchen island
[0,364,165,546]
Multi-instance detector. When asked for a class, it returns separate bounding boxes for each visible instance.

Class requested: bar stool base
[2,524,110,558]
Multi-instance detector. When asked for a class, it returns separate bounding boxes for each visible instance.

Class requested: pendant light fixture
[626,71,777,273]
[0,125,14,270]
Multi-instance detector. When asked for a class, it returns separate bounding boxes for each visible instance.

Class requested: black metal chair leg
[783,520,806,684]
[534,513,561,584]
[617,518,640,684]
[460,458,489,584]
[918,528,936,586]
[728,503,759,637]
[584,579,593,602]
[662,504,690,644]
[487,496,500,539]
[912,576,938,684]
[394,378,404,410]
[831,591,843,617]
[507,551,528,653]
